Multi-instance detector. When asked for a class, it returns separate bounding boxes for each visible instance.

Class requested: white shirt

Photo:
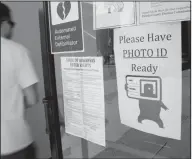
[1,37,39,155]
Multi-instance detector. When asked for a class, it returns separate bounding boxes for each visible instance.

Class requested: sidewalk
[94,69,190,158]
[60,68,190,159]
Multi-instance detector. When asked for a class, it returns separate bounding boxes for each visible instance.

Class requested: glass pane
[52,2,190,159]
[53,2,97,158]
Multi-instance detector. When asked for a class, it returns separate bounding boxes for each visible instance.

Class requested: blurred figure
[1,3,39,159]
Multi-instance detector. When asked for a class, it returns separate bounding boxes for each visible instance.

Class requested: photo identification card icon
[125,76,161,101]
[125,75,168,128]
[50,2,79,25]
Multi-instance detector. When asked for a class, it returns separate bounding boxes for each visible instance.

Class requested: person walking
[1,3,39,159]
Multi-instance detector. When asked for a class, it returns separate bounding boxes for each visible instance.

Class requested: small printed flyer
[93,2,136,29]
[61,56,106,146]
[138,2,190,24]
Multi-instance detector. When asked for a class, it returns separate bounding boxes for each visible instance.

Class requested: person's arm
[16,46,39,107]
[23,83,38,108]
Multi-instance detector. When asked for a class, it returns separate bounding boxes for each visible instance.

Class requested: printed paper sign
[93,2,136,29]
[138,2,190,24]
[114,23,182,140]
[48,2,84,54]
[61,57,106,147]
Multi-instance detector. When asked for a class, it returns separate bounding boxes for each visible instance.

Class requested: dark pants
[1,143,36,159]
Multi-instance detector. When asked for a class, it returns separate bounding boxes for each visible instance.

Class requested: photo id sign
[114,22,182,140]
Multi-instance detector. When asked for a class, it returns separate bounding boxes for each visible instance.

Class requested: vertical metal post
[40,2,63,159]
[81,139,89,158]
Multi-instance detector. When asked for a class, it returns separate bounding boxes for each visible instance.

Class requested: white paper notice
[61,56,106,146]
[138,2,190,24]
[114,23,182,140]
[93,2,136,30]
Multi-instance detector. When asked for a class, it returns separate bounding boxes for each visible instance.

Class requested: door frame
[39,2,89,159]
[39,2,63,159]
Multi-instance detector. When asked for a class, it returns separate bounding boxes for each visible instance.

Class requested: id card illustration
[125,75,168,128]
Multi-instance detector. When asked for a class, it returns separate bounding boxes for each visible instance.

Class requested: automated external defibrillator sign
[114,23,182,140]
[48,2,84,54]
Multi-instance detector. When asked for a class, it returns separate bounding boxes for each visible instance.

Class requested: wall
[4,2,51,158]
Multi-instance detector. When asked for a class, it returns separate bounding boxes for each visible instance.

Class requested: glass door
[40,2,191,159]
[52,2,97,158]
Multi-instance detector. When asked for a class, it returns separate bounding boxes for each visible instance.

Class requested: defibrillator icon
[50,2,79,25]
[57,2,71,20]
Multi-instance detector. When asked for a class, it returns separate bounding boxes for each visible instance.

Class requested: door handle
[43,97,53,134]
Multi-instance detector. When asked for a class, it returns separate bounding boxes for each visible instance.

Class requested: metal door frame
[39,2,89,159]
[39,2,63,159]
